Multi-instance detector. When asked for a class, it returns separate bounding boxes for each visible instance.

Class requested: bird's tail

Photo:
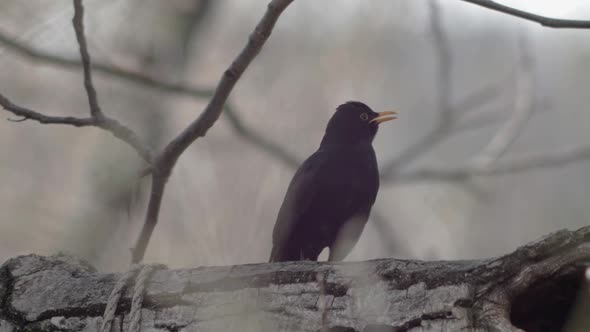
[268,245,282,262]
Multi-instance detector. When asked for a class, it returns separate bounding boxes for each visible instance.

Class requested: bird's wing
[271,151,325,254]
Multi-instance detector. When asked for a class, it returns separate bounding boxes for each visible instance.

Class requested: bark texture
[0,226,589,332]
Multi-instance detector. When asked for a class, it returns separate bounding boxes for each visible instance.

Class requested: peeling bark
[0,226,589,332]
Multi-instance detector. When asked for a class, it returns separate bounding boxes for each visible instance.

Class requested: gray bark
[1,226,589,332]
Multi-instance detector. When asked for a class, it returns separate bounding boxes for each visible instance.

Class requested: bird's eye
[360,113,369,121]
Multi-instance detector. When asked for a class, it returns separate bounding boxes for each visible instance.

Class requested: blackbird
[269,101,396,262]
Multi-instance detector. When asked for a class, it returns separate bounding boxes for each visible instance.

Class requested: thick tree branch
[2,226,589,331]
[131,0,295,263]
[461,0,590,29]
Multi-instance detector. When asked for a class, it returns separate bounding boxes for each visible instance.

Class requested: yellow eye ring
[360,113,369,121]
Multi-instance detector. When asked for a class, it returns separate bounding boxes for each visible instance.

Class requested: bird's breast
[321,145,379,202]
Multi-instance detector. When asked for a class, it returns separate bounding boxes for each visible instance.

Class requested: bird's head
[321,101,396,146]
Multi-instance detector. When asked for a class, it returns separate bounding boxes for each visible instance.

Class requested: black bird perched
[269,101,396,262]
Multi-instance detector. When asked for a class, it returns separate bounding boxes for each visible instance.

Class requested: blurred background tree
[0,0,589,273]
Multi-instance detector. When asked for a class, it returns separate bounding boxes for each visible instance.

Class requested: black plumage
[269,101,396,262]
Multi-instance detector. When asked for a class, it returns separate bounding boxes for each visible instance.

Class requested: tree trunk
[1,226,589,332]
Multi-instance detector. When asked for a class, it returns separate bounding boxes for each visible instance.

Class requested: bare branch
[380,0,590,184]
[380,0,509,181]
[470,35,534,167]
[392,32,590,182]
[0,30,215,98]
[395,144,590,182]
[380,85,508,181]
[0,93,95,127]
[131,0,296,263]
[72,0,103,119]
[380,2,574,185]
[95,118,153,162]
[380,0,504,181]
[460,0,590,29]
[372,0,463,249]
[380,0,453,178]
[224,103,300,168]
[159,0,295,165]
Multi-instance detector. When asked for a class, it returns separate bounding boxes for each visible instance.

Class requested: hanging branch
[460,0,590,29]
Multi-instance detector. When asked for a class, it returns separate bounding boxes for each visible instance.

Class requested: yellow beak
[370,111,397,125]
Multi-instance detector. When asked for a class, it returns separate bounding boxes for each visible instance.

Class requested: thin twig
[72,0,103,119]
[0,93,95,127]
[7,116,28,122]
[460,0,590,29]
[0,91,153,162]
[72,0,152,162]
